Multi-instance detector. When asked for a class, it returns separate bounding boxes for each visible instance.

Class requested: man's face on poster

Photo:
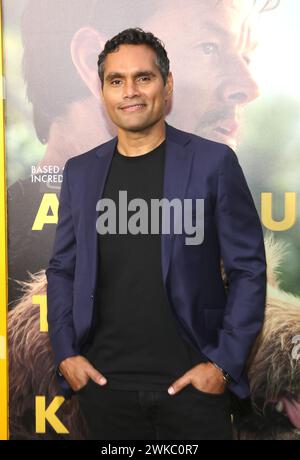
[144,0,260,149]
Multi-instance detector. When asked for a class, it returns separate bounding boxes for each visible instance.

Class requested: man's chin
[199,129,238,151]
[223,137,237,151]
[116,119,160,133]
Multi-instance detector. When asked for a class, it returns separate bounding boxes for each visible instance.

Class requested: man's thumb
[87,366,107,385]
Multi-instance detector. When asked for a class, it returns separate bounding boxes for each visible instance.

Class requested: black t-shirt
[83,139,208,390]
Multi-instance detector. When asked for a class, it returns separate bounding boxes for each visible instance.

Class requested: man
[46,28,267,440]
[9,0,277,305]
[143,0,262,151]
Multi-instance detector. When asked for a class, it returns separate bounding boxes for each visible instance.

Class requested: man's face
[101,44,172,133]
[144,0,260,149]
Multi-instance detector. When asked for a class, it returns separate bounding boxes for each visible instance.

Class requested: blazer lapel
[162,123,194,286]
[86,137,117,293]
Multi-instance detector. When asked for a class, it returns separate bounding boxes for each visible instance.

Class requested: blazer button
[90,293,94,300]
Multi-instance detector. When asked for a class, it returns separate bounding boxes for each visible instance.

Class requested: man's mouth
[214,119,239,139]
[120,104,147,112]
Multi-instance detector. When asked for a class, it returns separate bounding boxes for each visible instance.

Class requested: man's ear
[164,71,173,114]
[165,71,174,99]
[70,27,106,101]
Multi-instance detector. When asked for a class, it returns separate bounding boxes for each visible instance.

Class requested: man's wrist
[210,361,232,385]
[56,365,64,377]
[56,354,80,378]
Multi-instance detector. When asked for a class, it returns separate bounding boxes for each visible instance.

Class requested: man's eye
[199,42,219,55]
[110,77,150,85]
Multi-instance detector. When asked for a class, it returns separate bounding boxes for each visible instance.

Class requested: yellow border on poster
[0,0,9,441]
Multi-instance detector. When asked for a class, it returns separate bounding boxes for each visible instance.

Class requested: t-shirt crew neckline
[115,139,166,161]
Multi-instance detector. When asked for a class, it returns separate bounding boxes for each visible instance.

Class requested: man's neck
[116,120,166,157]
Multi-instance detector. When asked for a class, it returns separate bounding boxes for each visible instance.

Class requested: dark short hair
[97,27,170,89]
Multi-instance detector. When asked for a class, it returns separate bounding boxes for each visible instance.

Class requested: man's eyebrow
[200,21,259,52]
[200,21,229,39]
[105,70,156,82]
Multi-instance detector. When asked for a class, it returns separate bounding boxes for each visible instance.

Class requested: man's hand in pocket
[58,355,107,392]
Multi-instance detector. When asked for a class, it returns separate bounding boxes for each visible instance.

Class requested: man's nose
[220,57,260,105]
[123,80,141,99]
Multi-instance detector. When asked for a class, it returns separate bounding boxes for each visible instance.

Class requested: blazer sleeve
[204,146,267,384]
[45,159,80,371]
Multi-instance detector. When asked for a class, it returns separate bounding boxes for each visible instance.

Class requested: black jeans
[77,380,233,440]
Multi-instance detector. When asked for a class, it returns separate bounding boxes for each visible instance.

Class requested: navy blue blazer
[46,121,267,400]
